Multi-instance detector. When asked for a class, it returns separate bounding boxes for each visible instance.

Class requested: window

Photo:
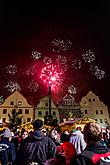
[67,101,72,106]
[100,110,103,114]
[45,111,48,116]
[18,101,22,105]
[95,119,97,122]
[89,99,91,102]
[85,110,88,114]
[3,109,7,114]
[10,101,14,105]
[19,109,22,114]
[100,119,103,123]
[93,99,95,101]
[25,109,29,114]
[2,118,6,123]
[38,111,42,116]
[96,110,98,114]
[27,118,31,122]
[45,102,48,107]
[53,111,56,116]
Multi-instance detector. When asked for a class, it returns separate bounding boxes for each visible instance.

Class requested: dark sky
[0,0,110,106]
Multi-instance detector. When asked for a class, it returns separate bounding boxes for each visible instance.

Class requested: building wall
[0,91,34,123]
[35,96,60,123]
[80,91,110,128]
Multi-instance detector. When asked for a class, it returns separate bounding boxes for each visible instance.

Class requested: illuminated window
[3,109,7,114]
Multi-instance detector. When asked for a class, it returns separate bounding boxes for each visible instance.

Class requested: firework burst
[28,80,39,92]
[40,64,64,90]
[82,50,95,63]
[4,81,21,92]
[6,64,17,75]
[68,85,77,95]
[32,51,42,60]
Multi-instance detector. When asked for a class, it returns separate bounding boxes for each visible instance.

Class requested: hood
[72,130,82,136]
[86,141,110,154]
[32,130,44,140]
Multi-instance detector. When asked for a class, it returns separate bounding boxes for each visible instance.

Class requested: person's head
[56,142,76,165]
[84,122,102,144]
[3,128,12,141]
[33,119,43,130]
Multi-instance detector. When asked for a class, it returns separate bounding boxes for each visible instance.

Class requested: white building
[0,90,34,123]
[35,96,60,123]
[80,91,110,128]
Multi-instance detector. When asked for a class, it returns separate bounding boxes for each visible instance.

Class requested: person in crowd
[69,127,86,154]
[51,128,61,146]
[0,128,16,165]
[71,122,110,165]
[19,119,57,165]
[45,141,76,165]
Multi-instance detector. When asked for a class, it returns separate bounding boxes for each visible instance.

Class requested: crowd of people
[0,119,110,165]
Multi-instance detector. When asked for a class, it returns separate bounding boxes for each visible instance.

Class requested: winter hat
[3,128,12,138]
[33,119,43,129]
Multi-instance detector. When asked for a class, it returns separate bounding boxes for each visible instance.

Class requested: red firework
[40,64,63,90]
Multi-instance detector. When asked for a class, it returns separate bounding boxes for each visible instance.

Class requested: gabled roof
[63,94,75,100]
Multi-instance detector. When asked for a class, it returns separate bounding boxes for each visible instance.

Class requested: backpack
[81,150,110,165]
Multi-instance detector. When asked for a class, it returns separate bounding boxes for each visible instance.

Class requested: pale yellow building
[35,96,60,123]
[0,90,34,123]
[80,91,110,128]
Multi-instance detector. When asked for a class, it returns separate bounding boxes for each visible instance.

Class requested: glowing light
[89,64,106,79]
[4,81,21,92]
[68,85,77,95]
[32,51,42,60]
[6,64,17,75]
[82,50,95,63]
[28,80,39,92]
[52,38,72,52]
[72,59,82,71]
[40,64,63,90]
[56,55,67,65]
[43,57,52,65]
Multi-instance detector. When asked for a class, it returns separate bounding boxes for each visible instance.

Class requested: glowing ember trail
[40,64,63,90]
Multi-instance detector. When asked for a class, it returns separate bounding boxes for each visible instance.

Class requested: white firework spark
[5,81,21,92]
[43,57,52,65]
[32,51,42,60]
[28,80,39,92]
[56,55,67,65]
[6,64,17,75]
[72,59,82,70]
[52,38,72,52]
[68,85,77,95]
[82,50,95,63]
[89,64,106,79]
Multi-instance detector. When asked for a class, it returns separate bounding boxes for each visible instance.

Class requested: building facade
[0,91,34,123]
[58,94,81,122]
[80,91,110,128]
[35,96,60,123]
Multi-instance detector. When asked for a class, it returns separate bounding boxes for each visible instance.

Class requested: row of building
[0,90,109,128]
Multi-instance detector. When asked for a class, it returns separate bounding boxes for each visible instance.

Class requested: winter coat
[0,137,16,164]
[69,130,86,154]
[19,129,57,165]
[71,141,110,165]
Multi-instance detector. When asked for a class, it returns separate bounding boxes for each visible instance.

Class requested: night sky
[0,0,110,107]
